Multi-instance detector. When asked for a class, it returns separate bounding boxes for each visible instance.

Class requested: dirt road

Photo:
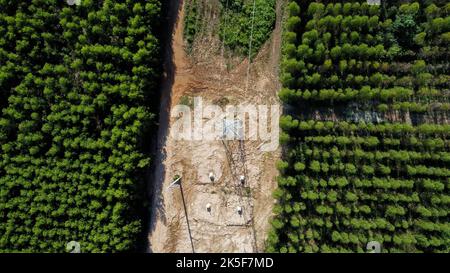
[147,0,284,253]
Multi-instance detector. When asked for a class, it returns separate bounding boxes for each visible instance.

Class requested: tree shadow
[142,0,183,253]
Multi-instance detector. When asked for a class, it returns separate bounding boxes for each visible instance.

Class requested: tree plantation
[0,0,449,255]
[269,0,449,253]
[0,0,162,252]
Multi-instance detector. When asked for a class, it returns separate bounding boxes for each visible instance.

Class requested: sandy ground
[147,0,284,253]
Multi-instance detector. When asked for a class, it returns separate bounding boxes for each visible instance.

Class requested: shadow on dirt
[141,0,183,253]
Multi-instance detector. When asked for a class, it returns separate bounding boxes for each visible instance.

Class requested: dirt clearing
[147,0,284,253]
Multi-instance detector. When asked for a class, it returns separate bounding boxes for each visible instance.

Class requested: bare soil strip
[147,0,284,253]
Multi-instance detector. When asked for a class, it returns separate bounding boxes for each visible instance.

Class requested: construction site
[146,0,284,253]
